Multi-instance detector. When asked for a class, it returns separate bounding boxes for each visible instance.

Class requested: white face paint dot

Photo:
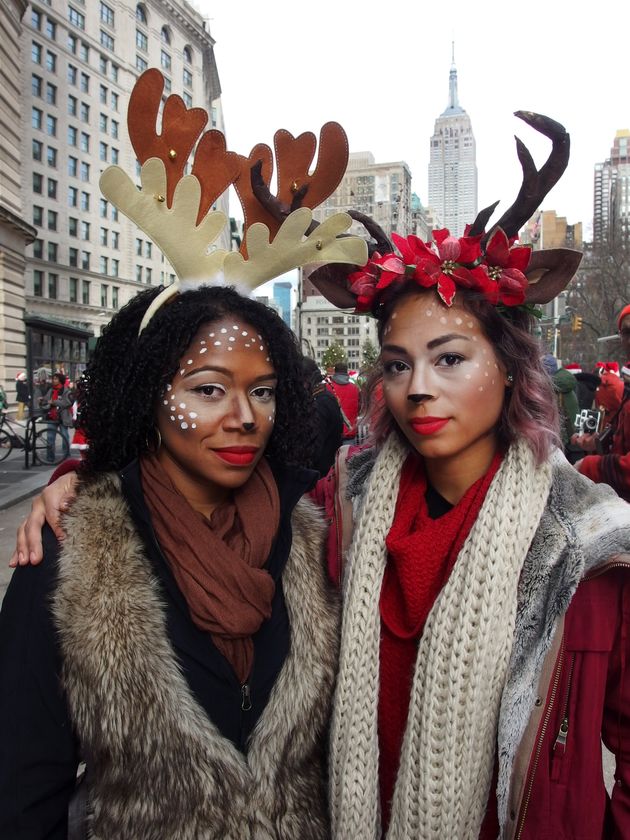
[209,332,215,338]
[214,341,221,346]
[191,423,197,429]
[391,312,397,319]
[181,422,188,430]
[485,371,489,377]
[228,336,235,342]
[189,412,198,419]
[180,369,185,376]
[179,403,186,409]
[166,384,172,391]
[232,325,239,330]
[220,328,227,334]
[187,359,193,365]
[266,356,270,362]
[177,414,184,420]
[170,415,175,421]
[200,340,206,345]
[200,347,207,354]
[241,331,248,336]
[268,416,273,422]
[467,321,474,328]
[227,346,233,351]
[465,374,472,380]
[259,345,264,351]
[440,316,448,324]
[455,317,463,325]
[425,309,432,317]
[163,399,168,405]
[478,386,484,392]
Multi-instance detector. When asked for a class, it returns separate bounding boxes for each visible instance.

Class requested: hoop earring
[145,426,162,453]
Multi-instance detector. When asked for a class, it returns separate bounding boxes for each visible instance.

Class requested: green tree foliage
[322,341,347,370]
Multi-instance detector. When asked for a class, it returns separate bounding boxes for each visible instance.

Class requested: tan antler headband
[98,69,367,332]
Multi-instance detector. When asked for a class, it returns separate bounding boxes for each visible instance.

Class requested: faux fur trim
[53,473,339,840]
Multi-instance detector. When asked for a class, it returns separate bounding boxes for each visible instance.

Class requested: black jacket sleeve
[0,527,79,839]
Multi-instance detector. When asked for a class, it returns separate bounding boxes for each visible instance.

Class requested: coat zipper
[515,638,564,840]
[551,652,575,780]
[241,683,252,711]
[584,560,630,581]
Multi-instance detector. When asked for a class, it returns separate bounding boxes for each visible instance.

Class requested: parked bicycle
[0,413,69,465]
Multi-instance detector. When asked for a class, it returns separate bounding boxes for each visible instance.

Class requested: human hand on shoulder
[9,472,78,567]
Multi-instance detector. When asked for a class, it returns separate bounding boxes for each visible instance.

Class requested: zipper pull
[553,717,569,754]
[241,683,252,711]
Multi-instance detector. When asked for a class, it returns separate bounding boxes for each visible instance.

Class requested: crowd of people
[1,69,629,839]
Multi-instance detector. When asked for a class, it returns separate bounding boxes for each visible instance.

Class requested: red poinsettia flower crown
[347,225,532,314]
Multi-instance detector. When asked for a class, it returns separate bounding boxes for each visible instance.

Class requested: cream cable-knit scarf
[330,434,552,840]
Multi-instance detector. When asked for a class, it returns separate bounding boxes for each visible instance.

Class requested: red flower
[409,229,486,306]
[482,228,531,306]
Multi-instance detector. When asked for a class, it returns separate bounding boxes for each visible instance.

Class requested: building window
[183,92,192,108]
[81,252,90,271]
[101,283,108,305]
[80,191,90,211]
[68,187,78,207]
[68,156,78,177]
[145,241,152,258]
[111,91,119,111]
[99,199,108,218]
[80,162,90,182]
[32,41,42,64]
[80,132,89,152]
[45,51,56,72]
[146,267,152,284]
[111,207,118,222]
[45,82,56,105]
[111,147,119,164]
[45,18,56,40]
[82,280,90,304]
[68,33,77,53]
[80,72,89,93]
[69,277,78,302]
[99,84,107,104]
[135,238,143,256]
[32,9,41,29]
[68,126,77,146]
[32,74,42,97]
[47,242,57,262]
[46,146,57,167]
[99,141,108,161]
[111,120,118,139]
[99,55,108,74]
[33,206,43,226]
[100,2,115,27]
[183,45,192,64]
[68,65,77,85]
[79,42,89,62]
[68,7,85,29]
[160,50,171,71]
[33,270,43,297]
[163,77,171,93]
[80,221,90,240]
[183,68,192,88]
[135,265,142,283]
[100,227,108,246]
[69,248,78,267]
[32,106,43,130]
[99,113,108,132]
[161,26,171,45]
[136,55,148,73]
[48,273,58,299]
[135,29,148,51]
[46,114,57,136]
[100,30,115,52]
[68,95,77,116]
[47,178,57,199]
[80,102,89,122]
[100,258,108,276]
[136,4,147,23]
[111,258,119,276]
[69,217,78,236]
[33,239,43,259]
[112,232,119,249]
[112,286,119,308]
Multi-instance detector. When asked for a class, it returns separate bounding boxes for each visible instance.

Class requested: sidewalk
[0,448,58,510]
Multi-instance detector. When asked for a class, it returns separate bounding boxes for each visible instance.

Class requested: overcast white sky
[197,0,627,243]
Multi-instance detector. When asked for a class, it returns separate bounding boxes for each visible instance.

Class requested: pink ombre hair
[364,288,560,465]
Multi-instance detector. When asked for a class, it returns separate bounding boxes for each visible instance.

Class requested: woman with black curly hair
[0,285,338,839]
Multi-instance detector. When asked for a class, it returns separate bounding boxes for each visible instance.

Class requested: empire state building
[428,49,478,236]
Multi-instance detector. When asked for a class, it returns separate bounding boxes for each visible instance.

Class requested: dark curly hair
[78,286,314,472]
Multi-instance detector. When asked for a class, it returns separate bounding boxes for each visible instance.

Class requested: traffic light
[571,315,583,332]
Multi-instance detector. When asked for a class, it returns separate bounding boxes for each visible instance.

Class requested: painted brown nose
[242,422,255,431]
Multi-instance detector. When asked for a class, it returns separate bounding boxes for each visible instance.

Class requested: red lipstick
[409,417,449,436]
[213,446,259,465]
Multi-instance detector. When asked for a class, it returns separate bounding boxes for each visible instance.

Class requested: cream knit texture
[330,434,552,840]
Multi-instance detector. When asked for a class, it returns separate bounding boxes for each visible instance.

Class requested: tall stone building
[428,49,477,236]
[0,0,37,401]
[594,129,630,246]
[22,0,226,381]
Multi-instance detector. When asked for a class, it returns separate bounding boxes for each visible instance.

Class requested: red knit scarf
[378,450,502,832]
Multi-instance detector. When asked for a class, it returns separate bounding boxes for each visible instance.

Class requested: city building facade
[594,129,630,246]
[428,51,477,237]
[22,0,226,382]
[299,294,378,371]
[272,280,292,328]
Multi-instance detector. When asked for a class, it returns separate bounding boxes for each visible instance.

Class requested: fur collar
[54,472,339,840]
[346,445,630,831]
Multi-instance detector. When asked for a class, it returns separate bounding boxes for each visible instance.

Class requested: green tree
[361,338,379,371]
[321,342,346,370]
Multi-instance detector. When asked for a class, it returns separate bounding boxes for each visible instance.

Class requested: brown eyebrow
[182,365,277,384]
[382,333,472,355]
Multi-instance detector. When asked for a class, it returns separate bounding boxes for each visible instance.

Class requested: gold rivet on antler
[315,240,323,251]
[291,180,299,193]
[168,149,177,160]
[155,194,166,203]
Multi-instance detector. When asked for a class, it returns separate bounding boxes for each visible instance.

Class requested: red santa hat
[618,304,630,330]
[596,361,620,376]
[563,363,582,374]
